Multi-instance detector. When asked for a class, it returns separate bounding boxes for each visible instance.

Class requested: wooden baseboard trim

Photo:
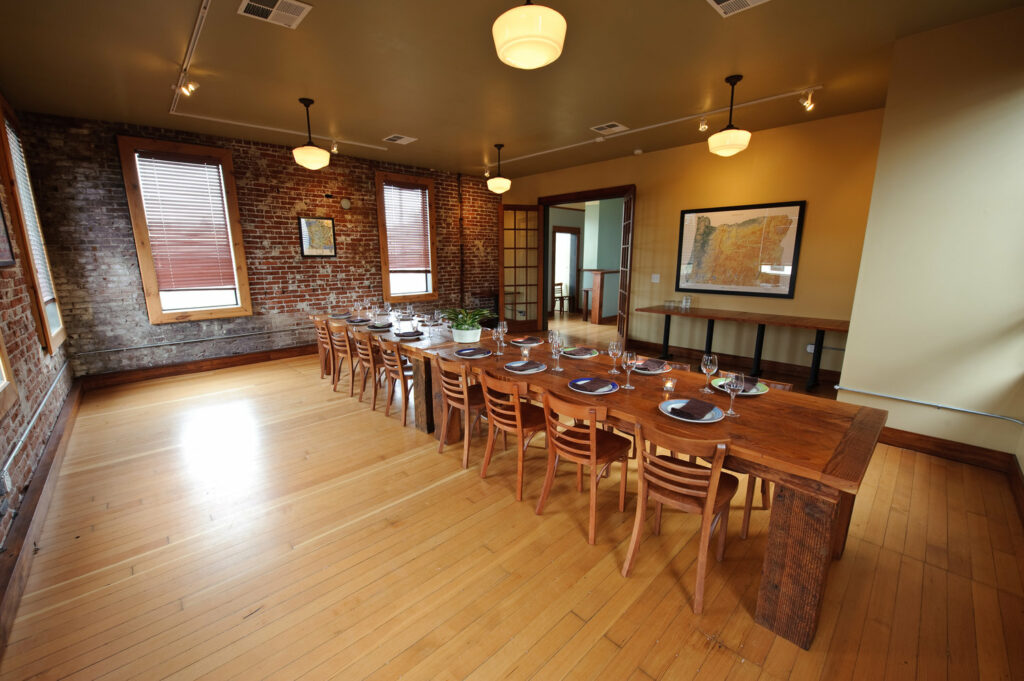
[879,426,1014,473]
[80,343,317,392]
[0,382,81,655]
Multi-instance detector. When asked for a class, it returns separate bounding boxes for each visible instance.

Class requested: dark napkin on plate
[743,376,760,391]
[330,311,350,318]
[457,347,490,358]
[395,331,422,338]
[368,322,392,329]
[670,399,717,420]
[637,358,667,372]
[511,336,542,345]
[347,317,370,324]
[563,347,595,357]
[508,360,543,372]
[574,378,615,393]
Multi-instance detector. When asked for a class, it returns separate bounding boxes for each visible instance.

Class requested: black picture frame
[675,200,805,299]
[298,216,336,257]
[0,207,14,267]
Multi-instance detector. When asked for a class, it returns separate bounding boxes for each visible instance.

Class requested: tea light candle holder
[521,346,531,360]
[663,376,677,392]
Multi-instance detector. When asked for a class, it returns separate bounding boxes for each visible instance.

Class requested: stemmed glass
[550,333,564,372]
[621,351,637,389]
[725,372,744,417]
[700,353,718,394]
[492,328,506,356]
[607,340,622,374]
[497,320,508,337]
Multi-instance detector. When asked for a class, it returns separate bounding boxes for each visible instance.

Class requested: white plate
[347,319,371,326]
[330,312,352,319]
[504,360,547,375]
[659,399,725,424]
[569,377,619,395]
[561,347,599,359]
[509,337,543,347]
[711,377,768,396]
[394,333,423,341]
[368,325,392,333]
[455,347,493,359]
[633,362,672,375]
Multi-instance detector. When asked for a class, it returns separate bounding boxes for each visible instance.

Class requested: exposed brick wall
[17,113,500,376]
[0,185,72,545]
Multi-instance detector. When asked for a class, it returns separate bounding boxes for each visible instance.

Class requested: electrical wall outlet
[806,344,816,353]
[651,273,660,283]
[0,470,11,496]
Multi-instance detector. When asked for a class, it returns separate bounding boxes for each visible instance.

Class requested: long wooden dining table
[364,326,887,649]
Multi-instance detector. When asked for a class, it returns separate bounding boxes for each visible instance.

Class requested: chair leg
[349,359,359,397]
[653,502,663,535]
[588,464,599,545]
[318,347,327,379]
[618,457,627,512]
[762,479,772,510]
[535,447,558,515]
[694,518,712,615]
[370,370,380,411]
[438,404,453,453]
[741,475,757,539]
[462,407,471,469]
[576,464,583,493]
[621,485,647,577]
[400,379,411,427]
[331,354,341,391]
[480,425,496,478]
[716,509,729,561]
[358,365,369,403]
[384,377,395,417]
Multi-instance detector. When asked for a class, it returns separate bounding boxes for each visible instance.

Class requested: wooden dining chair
[434,356,486,469]
[719,371,793,538]
[536,392,631,545]
[350,330,385,410]
[326,319,355,395]
[553,282,569,315]
[378,339,415,426]
[621,424,738,614]
[478,372,546,501]
[310,314,333,380]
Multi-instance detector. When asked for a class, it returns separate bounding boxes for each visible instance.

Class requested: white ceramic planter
[451,327,482,343]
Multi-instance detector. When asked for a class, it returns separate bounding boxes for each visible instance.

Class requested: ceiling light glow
[492,1,567,70]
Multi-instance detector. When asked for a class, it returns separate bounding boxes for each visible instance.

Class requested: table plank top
[635,305,850,332]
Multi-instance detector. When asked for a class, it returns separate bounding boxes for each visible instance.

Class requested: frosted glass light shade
[487,175,512,194]
[293,144,330,170]
[492,3,566,70]
[707,127,751,157]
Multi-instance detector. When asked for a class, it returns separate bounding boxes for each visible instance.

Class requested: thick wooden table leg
[755,485,836,649]
[411,356,434,433]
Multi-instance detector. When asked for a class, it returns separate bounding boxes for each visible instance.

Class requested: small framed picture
[298,216,336,257]
[0,208,14,267]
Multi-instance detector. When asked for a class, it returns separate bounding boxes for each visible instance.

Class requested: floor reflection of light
[180,401,262,502]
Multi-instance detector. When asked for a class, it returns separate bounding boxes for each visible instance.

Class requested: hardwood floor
[2,355,1022,680]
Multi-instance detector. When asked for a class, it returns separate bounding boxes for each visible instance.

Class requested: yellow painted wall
[504,109,884,372]
[839,7,1024,459]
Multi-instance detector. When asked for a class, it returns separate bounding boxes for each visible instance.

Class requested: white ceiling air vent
[705,0,772,18]
[590,121,629,135]
[237,0,312,29]
[382,134,418,145]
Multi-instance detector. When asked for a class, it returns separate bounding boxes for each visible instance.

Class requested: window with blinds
[0,329,16,418]
[3,119,65,350]
[118,136,252,324]
[375,172,437,300]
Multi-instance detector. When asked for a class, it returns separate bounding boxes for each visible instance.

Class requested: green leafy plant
[442,307,495,330]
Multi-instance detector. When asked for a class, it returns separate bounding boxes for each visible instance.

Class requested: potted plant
[443,307,494,343]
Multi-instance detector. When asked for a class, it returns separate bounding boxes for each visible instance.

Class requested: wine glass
[550,334,564,372]
[547,329,559,345]
[700,353,718,394]
[492,328,505,356]
[607,340,622,374]
[725,372,744,417]
[621,351,637,390]
[498,320,508,336]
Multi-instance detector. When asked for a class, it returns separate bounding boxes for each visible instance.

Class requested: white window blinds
[5,121,56,302]
[382,182,431,272]
[134,153,237,292]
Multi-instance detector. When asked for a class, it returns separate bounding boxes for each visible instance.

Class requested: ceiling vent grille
[705,0,772,18]
[237,0,312,29]
[590,121,629,135]
[382,134,418,145]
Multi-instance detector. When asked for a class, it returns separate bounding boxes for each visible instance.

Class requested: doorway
[551,225,581,317]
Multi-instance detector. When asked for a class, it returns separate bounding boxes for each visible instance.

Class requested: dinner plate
[455,347,493,359]
[659,399,725,424]
[347,318,371,326]
[633,362,671,375]
[394,332,423,341]
[568,377,619,395]
[561,347,599,359]
[509,336,543,347]
[368,324,392,333]
[711,377,769,396]
[504,360,547,375]
[330,312,352,319]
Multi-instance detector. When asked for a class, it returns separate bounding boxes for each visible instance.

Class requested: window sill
[384,292,439,304]
[147,304,253,325]
[0,381,18,419]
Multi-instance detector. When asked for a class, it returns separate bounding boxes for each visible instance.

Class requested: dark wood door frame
[539,185,637,337]
[498,203,544,332]
[550,226,582,314]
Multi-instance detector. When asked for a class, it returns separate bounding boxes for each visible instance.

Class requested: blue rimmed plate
[509,336,543,347]
[569,377,619,395]
[504,360,547,375]
[711,377,769,396]
[455,347,492,359]
[659,399,725,424]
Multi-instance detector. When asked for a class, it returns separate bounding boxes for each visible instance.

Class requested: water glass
[492,328,505,356]
[700,353,718,394]
[621,351,637,390]
[550,334,564,372]
[725,372,744,417]
[607,340,622,374]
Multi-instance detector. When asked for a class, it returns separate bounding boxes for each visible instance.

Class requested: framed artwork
[675,200,805,299]
[298,216,336,257]
[0,207,14,267]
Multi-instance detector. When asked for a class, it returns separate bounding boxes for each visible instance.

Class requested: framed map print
[675,200,805,299]
[298,217,336,257]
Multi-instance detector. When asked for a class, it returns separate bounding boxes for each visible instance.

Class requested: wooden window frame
[0,94,67,354]
[374,171,439,303]
[117,136,253,324]
[0,330,17,418]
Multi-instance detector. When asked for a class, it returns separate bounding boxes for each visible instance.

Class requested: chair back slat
[479,373,528,432]
[542,392,606,463]
[311,315,331,346]
[435,356,473,406]
[326,319,352,357]
[633,424,730,516]
[351,330,377,367]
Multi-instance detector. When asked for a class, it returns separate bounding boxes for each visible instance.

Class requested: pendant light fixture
[492,1,567,70]
[707,75,751,157]
[487,144,511,194]
[292,98,330,170]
